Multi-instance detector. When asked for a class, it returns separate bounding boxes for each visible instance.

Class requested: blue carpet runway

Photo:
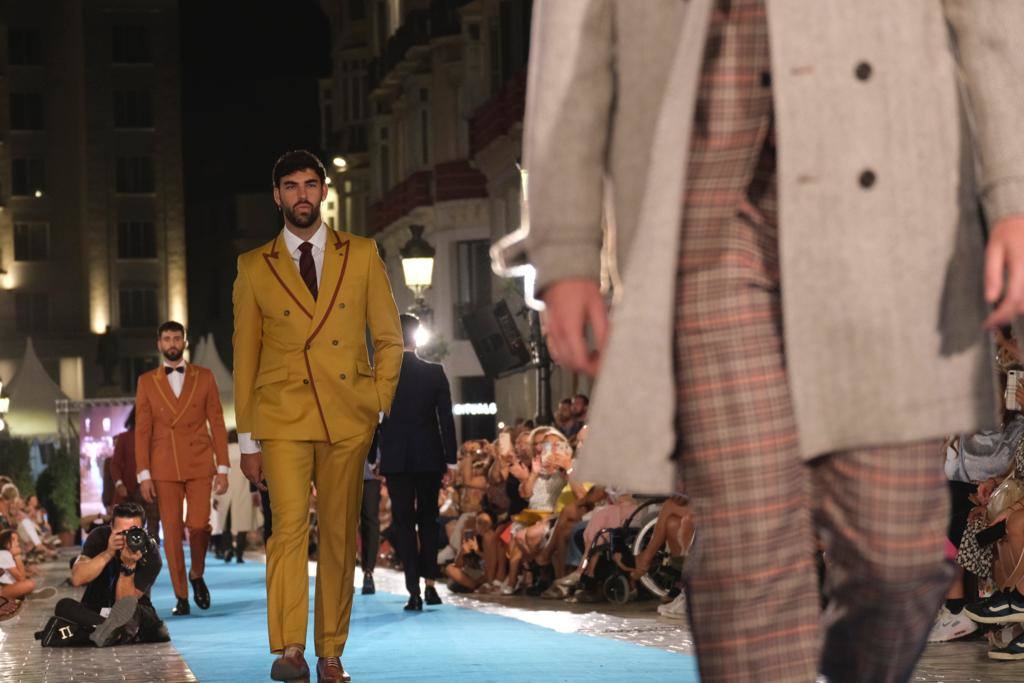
[150,553,698,682]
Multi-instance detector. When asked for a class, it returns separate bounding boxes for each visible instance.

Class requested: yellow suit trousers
[261,430,373,656]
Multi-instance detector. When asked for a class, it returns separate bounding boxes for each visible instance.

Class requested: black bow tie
[164,366,184,375]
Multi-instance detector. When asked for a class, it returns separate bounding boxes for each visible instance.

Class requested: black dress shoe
[190,577,211,610]
[362,573,375,595]
[171,597,190,616]
[404,594,423,612]
[424,585,442,605]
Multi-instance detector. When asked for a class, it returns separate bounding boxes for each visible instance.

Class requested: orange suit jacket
[134,364,230,482]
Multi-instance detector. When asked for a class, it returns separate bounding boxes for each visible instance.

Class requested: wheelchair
[573,495,691,604]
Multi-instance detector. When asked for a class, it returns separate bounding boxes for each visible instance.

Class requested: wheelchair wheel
[602,573,636,605]
[632,512,684,599]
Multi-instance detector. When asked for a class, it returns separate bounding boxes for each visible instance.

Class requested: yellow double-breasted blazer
[232,229,403,443]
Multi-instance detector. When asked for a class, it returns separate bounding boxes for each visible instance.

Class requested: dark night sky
[179,1,332,203]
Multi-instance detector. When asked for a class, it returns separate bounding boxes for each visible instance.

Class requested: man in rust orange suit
[135,321,229,617]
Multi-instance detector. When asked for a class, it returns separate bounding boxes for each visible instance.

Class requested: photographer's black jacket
[79,526,161,612]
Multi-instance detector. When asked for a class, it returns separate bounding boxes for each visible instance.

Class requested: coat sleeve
[134,378,153,476]
[522,0,613,292]
[365,242,404,416]
[204,372,230,470]
[434,365,458,466]
[943,1,1024,223]
[232,255,262,434]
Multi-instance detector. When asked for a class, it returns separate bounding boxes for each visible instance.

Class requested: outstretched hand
[984,215,1024,329]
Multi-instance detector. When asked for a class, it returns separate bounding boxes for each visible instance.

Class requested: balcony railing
[469,69,527,156]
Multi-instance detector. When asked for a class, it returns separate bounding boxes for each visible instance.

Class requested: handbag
[987,472,1024,522]
[36,616,91,647]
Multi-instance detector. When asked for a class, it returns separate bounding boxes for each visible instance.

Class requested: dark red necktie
[298,242,318,300]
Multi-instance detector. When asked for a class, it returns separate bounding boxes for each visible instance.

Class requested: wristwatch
[119,564,136,576]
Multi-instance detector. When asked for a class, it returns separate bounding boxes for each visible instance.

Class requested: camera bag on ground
[35,616,92,647]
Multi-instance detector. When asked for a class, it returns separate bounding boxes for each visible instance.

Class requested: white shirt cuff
[217,465,230,475]
[238,432,261,454]
[114,480,124,488]
[447,463,459,471]
[138,470,151,482]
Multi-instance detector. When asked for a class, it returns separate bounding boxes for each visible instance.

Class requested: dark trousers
[386,472,442,596]
[54,598,169,644]
[360,478,382,573]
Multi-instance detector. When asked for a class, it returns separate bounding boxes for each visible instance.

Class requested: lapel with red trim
[262,233,316,320]
[306,230,351,342]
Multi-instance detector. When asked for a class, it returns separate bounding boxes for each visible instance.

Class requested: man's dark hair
[124,407,136,431]
[400,313,420,348]
[112,501,146,525]
[272,149,327,187]
[574,394,590,407]
[559,398,572,406]
[157,321,186,338]
[0,529,15,550]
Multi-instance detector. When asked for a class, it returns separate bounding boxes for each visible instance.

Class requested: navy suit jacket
[378,351,457,474]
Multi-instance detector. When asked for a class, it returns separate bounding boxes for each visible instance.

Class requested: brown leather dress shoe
[271,647,310,682]
[316,656,351,682]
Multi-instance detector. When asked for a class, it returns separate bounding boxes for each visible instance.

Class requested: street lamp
[400,224,435,320]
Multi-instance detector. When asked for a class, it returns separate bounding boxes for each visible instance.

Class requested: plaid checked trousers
[674,2,953,681]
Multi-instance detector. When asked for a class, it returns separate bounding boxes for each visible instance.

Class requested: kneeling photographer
[38,502,169,647]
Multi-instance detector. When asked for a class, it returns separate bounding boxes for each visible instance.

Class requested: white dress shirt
[165,359,186,398]
[238,223,328,455]
[138,359,229,481]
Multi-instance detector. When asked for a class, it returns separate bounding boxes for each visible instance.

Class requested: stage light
[332,156,348,170]
[414,325,431,348]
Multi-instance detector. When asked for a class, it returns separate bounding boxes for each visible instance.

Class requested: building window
[116,157,155,193]
[454,240,493,339]
[348,0,366,21]
[8,27,42,66]
[11,157,46,196]
[112,26,152,64]
[10,92,44,130]
[15,292,50,333]
[119,287,158,328]
[118,221,157,259]
[113,90,153,128]
[121,356,159,393]
[13,223,50,261]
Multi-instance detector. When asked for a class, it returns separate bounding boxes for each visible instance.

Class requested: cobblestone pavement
[0,550,196,683]
[3,550,1022,681]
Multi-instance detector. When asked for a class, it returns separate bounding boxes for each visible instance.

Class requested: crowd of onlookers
[361,393,695,620]
[0,477,62,620]
[924,327,1024,661]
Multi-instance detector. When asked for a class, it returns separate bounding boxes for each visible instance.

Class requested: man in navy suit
[379,314,458,610]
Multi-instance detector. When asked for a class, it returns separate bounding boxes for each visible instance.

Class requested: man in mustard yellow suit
[233,150,403,683]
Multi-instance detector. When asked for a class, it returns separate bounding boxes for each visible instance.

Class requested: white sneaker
[928,606,979,643]
[989,623,1024,649]
[657,591,687,620]
[556,568,582,588]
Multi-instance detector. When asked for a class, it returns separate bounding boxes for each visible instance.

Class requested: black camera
[119,526,151,553]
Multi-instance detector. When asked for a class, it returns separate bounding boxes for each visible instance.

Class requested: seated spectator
[553,399,575,436]
[445,512,495,593]
[1,529,56,605]
[567,394,589,440]
[52,502,170,647]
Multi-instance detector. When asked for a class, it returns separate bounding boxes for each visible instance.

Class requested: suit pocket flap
[254,366,288,388]
[356,360,374,377]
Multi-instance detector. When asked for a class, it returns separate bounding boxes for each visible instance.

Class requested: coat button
[859,169,877,188]
[332,340,339,346]
[338,303,346,309]
[339,373,347,380]
[854,61,872,81]
[305,344,311,351]
[303,379,310,385]
[284,309,290,316]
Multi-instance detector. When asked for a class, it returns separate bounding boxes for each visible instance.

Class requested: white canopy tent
[4,338,69,438]
[191,333,236,430]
